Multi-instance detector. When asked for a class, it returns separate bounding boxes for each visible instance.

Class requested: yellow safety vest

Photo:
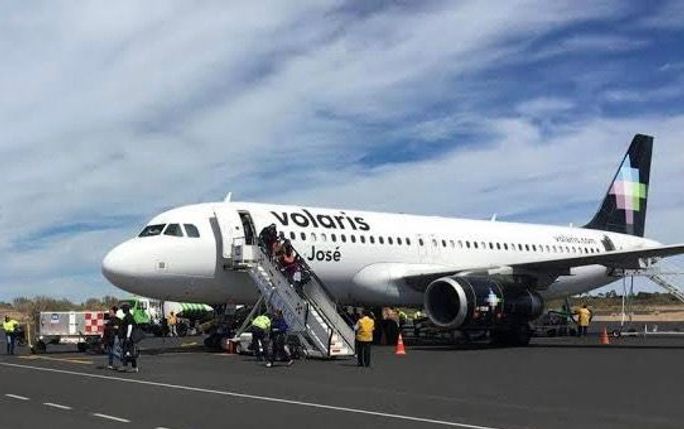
[355,316,374,342]
[576,308,591,327]
[3,320,18,333]
[252,315,271,330]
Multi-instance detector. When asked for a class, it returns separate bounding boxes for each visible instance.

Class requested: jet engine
[424,276,544,330]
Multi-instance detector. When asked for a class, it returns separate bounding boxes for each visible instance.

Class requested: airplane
[102,134,684,344]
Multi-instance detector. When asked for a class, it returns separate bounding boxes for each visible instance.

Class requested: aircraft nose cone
[102,241,140,288]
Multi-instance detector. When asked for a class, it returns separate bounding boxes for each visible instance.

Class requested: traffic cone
[599,327,610,345]
[395,333,407,356]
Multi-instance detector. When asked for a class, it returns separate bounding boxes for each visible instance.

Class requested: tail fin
[583,134,653,237]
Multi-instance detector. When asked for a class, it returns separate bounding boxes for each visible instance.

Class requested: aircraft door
[417,233,433,263]
[213,206,244,260]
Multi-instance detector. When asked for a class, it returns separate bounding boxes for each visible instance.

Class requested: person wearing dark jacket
[267,310,293,368]
[103,306,121,370]
[118,305,139,373]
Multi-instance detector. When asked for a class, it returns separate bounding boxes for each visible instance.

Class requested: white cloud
[0,1,682,300]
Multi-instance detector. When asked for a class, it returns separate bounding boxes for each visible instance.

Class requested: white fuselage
[102,202,659,306]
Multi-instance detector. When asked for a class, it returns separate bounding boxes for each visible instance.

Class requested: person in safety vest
[266,310,293,368]
[3,316,20,355]
[354,310,375,367]
[575,304,592,337]
[250,313,271,361]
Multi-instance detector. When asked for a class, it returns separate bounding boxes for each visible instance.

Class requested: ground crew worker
[3,316,19,355]
[267,310,293,368]
[575,304,592,337]
[118,305,139,373]
[354,310,375,367]
[103,306,121,370]
[167,311,178,337]
[250,313,271,361]
[397,308,408,328]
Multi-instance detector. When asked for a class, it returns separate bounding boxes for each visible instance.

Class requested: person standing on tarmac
[267,310,293,368]
[575,304,592,337]
[3,316,19,355]
[118,305,139,373]
[250,313,271,361]
[354,310,375,368]
[167,311,178,337]
[103,306,121,370]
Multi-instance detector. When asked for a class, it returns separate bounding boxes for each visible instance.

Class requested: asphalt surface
[1,333,683,429]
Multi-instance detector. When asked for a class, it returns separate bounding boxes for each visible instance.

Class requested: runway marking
[0,362,502,429]
[19,355,93,365]
[93,413,131,423]
[5,393,29,401]
[43,402,72,410]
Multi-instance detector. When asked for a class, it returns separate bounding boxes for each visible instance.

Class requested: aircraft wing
[400,244,684,290]
[509,243,684,273]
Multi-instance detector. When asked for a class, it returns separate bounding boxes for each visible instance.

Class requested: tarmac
[1,332,683,429]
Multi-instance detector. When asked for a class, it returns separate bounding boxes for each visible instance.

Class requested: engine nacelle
[424,276,544,329]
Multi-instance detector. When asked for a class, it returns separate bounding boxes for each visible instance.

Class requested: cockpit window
[139,224,166,237]
[184,224,200,238]
[164,224,184,237]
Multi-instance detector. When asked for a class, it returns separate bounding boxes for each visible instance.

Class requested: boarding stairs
[622,259,684,304]
[244,245,355,359]
[645,260,684,304]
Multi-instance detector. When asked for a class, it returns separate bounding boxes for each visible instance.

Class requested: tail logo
[609,159,647,226]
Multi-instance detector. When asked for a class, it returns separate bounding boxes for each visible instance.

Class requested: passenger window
[388,237,393,245]
[301,232,306,241]
[351,235,356,243]
[406,238,411,246]
[370,236,375,244]
[449,240,454,248]
[466,241,470,248]
[164,224,183,237]
[397,237,402,245]
[419,238,424,246]
[496,243,501,250]
[341,234,347,243]
[184,224,200,238]
[379,236,384,245]
[432,239,438,247]
[532,245,536,252]
[546,245,550,252]
[489,242,494,250]
[321,233,327,242]
[139,224,166,237]
[290,231,296,240]
[441,239,446,247]
[311,233,317,242]
[458,240,463,248]
[503,243,508,251]
[473,242,478,249]
[360,236,366,244]
[331,234,337,242]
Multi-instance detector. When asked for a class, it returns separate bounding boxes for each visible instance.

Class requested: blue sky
[1,1,684,301]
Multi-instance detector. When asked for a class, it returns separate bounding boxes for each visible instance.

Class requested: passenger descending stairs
[246,245,356,359]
